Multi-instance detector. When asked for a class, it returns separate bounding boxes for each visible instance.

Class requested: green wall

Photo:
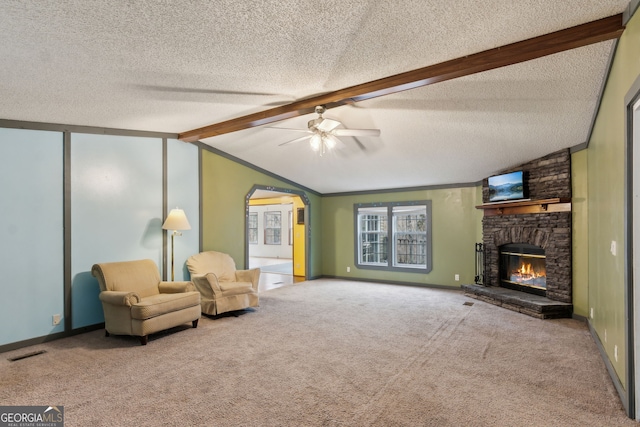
[201,150,322,277]
[321,186,483,287]
[587,8,640,388]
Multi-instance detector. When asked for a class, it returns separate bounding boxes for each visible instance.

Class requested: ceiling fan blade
[317,118,342,132]
[278,135,312,146]
[268,127,313,133]
[134,84,283,97]
[333,129,381,137]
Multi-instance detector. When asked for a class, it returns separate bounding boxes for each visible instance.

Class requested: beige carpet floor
[0,279,634,426]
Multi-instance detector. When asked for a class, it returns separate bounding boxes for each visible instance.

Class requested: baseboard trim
[319,275,462,291]
[587,320,629,416]
[0,323,105,355]
[572,313,588,323]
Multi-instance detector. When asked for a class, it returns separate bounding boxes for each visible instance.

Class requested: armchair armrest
[191,273,222,299]
[99,291,141,307]
[236,268,260,291]
[159,281,196,293]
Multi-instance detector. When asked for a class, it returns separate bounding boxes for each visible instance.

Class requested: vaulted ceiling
[0,1,630,194]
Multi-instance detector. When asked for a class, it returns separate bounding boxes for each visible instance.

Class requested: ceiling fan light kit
[277,105,381,155]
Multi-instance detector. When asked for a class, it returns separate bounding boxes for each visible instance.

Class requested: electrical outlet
[590,307,594,319]
[52,314,61,326]
[604,329,607,343]
[347,267,350,273]
[615,345,619,362]
[611,240,617,256]
[454,274,460,281]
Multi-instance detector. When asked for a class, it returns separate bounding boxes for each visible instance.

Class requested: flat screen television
[488,171,526,202]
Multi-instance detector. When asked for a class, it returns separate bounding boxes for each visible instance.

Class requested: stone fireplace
[463,149,573,318]
[483,211,571,303]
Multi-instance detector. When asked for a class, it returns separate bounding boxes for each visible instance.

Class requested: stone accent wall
[481,149,572,303]
[482,149,571,203]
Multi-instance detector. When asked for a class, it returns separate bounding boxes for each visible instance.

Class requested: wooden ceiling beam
[179,14,624,143]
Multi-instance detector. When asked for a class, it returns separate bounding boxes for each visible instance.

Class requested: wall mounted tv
[488,171,527,202]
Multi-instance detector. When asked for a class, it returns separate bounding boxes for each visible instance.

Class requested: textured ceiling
[0,0,629,194]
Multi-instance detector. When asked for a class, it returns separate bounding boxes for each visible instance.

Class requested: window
[264,211,281,245]
[248,212,258,244]
[392,206,427,268]
[355,201,431,273]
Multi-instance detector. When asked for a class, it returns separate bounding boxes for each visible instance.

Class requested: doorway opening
[246,185,309,291]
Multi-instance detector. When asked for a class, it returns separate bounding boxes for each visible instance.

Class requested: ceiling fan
[273,106,381,155]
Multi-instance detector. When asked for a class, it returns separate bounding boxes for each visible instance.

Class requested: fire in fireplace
[499,243,546,296]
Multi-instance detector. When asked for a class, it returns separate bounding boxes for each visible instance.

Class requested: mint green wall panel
[166,139,199,281]
[71,134,162,329]
[0,128,64,346]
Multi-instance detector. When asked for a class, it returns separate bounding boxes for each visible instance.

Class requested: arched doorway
[245,185,310,290]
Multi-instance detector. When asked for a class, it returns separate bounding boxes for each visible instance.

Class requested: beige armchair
[92,259,201,345]
[186,251,260,316]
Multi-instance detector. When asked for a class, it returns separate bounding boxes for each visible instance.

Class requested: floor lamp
[162,208,191,281]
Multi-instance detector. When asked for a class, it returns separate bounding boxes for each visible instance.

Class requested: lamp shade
[162,208,191,231]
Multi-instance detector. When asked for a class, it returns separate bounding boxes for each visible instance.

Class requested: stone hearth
[462,284,572,319]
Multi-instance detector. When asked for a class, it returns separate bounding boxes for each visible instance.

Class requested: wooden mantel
[476,198,571,216]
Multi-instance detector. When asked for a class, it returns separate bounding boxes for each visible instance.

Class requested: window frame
[354,200,432,273]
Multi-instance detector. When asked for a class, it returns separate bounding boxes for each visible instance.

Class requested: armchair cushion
[130,292,201,320]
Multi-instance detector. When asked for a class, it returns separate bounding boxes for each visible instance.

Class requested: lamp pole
[162,208,191,281]
[169,230,183,281]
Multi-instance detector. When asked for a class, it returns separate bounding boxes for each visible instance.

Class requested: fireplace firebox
[499,243,546,296]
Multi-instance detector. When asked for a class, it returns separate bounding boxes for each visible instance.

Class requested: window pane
[360,232,388,264]
[265,228,281,245]
[394,233,427,266]
[248,213,257,228]
[360,214,388,232]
